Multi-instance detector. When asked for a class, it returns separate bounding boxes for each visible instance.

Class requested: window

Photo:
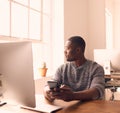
[0,0,52,41]
[0,0,64,79]
[0,0,10,36]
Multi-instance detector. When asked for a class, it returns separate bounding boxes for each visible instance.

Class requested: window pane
[0,0,10,36]
[29,10,41,40]
[43,15,51,42]
[14,0,28,6]
[43,0,51,14]
[11,3,28,38]
[30,0,41,11]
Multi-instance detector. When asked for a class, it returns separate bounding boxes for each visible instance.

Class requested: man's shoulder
[87,59,102,66]
[85,60,104,75]
[86,59,104,70]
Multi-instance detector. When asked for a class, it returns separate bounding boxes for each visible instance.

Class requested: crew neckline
[71,59,89,69]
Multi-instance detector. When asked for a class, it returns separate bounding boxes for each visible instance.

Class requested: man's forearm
[73,88,100,101]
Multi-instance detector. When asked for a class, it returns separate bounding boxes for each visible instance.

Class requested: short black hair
[68,36,86,53]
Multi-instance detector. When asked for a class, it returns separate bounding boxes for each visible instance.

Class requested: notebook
[21,94,62,113]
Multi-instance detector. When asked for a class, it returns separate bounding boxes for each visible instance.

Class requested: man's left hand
[51,85,74,101]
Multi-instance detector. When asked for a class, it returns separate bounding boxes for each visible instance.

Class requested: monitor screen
[110,50,120,73]
[0,41,36,107]
[94,49,120,75]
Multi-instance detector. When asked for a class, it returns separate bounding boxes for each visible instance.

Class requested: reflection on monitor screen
[0,41,36,107]
[94,49,120,75]
[110,50,120,72]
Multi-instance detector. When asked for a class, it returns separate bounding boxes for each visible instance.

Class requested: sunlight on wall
[105,8,113,49]
[52,0,64,72]
[32,0,64,79]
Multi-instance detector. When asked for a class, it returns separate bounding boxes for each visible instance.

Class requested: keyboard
[21,94,62,113]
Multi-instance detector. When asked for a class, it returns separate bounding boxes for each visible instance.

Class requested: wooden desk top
[1,100,120,113]
[56,100,120,113]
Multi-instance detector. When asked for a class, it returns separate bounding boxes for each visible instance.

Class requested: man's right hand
[43,85,55,102]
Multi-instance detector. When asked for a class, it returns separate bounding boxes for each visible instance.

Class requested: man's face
[64,41,79,61]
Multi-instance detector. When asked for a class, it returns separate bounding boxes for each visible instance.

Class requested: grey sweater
[53,59,105,99]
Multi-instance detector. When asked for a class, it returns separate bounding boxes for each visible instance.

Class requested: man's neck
[74,57,87,67]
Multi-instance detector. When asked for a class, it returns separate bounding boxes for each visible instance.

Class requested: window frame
[0,0,52,42]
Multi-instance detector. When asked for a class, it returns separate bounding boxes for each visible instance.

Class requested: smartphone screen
[47,80,59,89]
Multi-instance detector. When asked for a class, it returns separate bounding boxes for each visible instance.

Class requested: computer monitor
[110,50,120,73]
[0,41,36,107]
[94,49,120,75]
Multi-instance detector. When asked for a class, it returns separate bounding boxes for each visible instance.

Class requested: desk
[56,100,120,113]
[1,100,120,113]
[105,74,120,79]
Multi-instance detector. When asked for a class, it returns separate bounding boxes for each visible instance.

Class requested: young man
[44,36,105,102]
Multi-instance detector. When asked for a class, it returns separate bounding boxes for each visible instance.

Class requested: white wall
[114,1,120,49]
[105,0,120,49]
[105,0,114,13]
[87,0,106,59]
[64,0,88,39]
[64,0,106,60]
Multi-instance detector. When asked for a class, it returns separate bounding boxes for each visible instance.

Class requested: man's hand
[43,85,55,102]
[51,85,74,102]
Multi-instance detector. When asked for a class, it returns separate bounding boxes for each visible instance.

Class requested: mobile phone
[47,80,59,89]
